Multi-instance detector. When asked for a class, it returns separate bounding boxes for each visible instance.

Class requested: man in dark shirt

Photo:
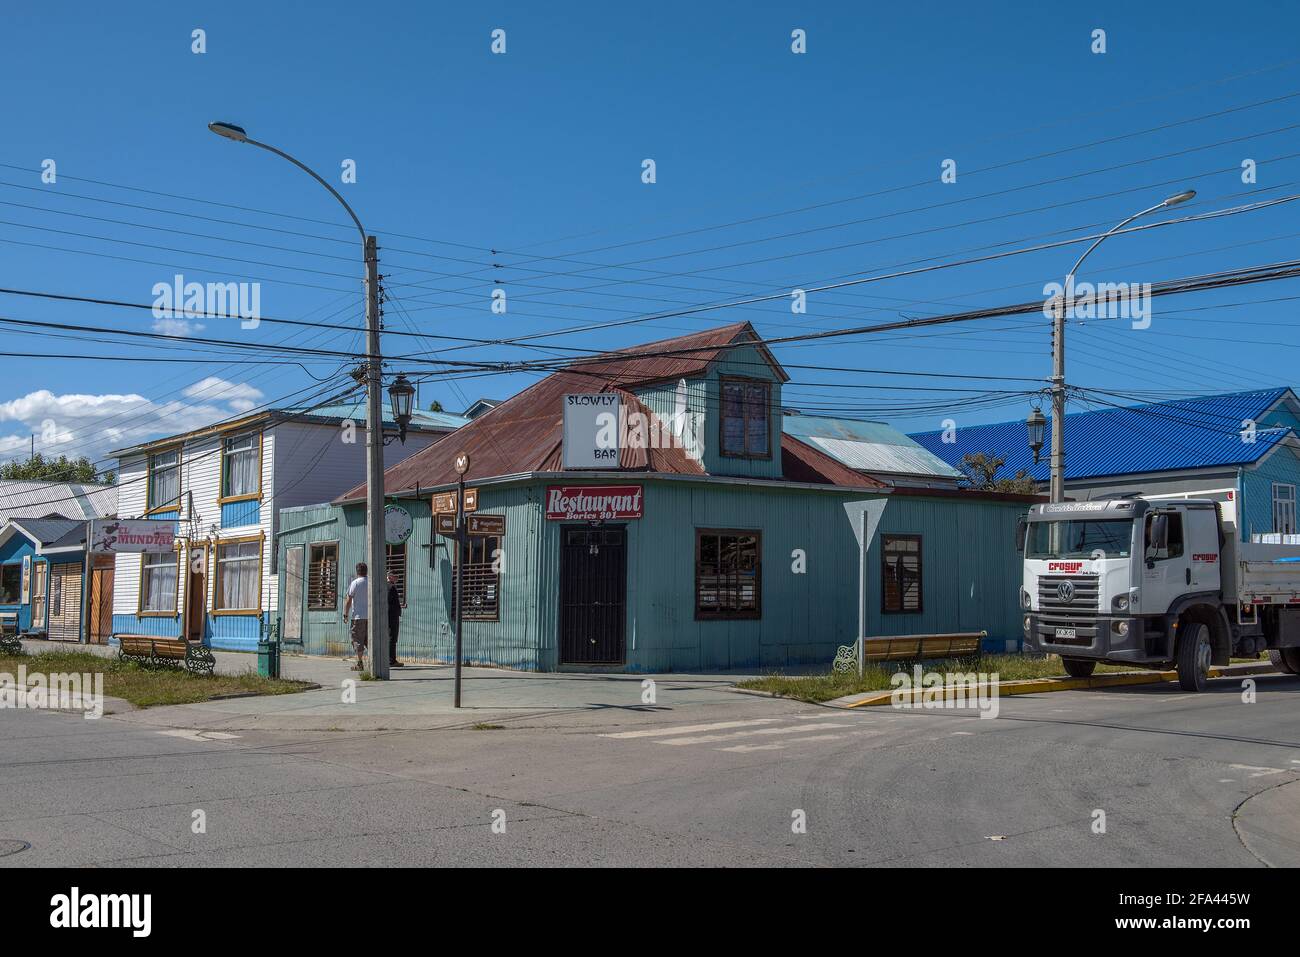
[386,571,404,667]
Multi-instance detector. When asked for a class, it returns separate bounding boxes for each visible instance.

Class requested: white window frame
[1273,482,1297,535]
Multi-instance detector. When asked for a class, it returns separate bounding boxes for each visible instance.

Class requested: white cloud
[152,317,206,336]
[182,377,265,413]
[0,382,266,466]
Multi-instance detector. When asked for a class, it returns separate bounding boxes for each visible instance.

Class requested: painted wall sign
[89,518,178,554]
[468,514,505,535]
[562,393,621,469]
[545,485,643,521]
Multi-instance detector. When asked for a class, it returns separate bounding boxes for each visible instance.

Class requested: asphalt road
[1,673,1297,867]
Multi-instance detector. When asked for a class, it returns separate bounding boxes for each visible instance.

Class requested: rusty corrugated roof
[562,321,789,385]
[335,322,862,503]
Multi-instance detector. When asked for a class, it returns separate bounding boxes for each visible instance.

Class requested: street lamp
[207,120,392,680]
[388,375,415,443]
[1025,406,1046,464]
[1047,189,1196,502]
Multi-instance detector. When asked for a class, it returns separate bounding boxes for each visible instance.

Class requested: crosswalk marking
[158,729,240,742]
[599,715,888,755]
[1229,763,1287,778]
[600,718,785,739]
[656,722,853,746]
[718,733,847,753]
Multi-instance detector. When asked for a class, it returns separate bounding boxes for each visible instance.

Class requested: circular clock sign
[384,504,413,545]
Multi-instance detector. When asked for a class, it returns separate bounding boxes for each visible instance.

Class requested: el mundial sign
[90,518,178,553]
[546,485,643,521]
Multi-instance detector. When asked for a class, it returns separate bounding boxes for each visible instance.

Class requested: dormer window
[720,377,771,459]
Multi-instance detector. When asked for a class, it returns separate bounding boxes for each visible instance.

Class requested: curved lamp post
[1046,189,1196,502]
[208,121,391,679]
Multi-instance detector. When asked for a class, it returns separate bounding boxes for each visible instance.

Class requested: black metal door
[559,526,627,664]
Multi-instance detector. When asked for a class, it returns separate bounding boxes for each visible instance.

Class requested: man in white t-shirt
[342,562,368,671]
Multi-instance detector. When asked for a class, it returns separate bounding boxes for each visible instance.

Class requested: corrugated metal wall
[277,481,1028,672]
[278,488,549,668]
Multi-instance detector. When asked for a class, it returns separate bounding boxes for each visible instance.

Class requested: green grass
[0,650,312,709]
[736,653,1137,704]
[471,722,506,730]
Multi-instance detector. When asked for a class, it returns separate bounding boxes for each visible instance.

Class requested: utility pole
[364,235,389,680]
[1047,189,1197,502]
[206,121,392,678]
[1049,298,1066,503]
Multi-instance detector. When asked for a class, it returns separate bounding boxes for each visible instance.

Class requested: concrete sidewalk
[16,638,772,732]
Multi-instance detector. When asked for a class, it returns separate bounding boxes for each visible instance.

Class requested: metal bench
[0,612,20,655]
[833,631,987,674]
[117,635,216,675]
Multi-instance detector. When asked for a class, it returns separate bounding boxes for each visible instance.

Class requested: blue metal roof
[909,388,1296,481]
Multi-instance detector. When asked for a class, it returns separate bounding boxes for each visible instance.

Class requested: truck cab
[1021,497,1238,690]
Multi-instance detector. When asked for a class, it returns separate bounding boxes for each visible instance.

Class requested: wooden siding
[277,479,1029,671]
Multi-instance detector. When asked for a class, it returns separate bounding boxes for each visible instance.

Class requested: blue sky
[2,0,1298,469]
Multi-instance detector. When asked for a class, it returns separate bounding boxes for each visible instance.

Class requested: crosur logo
[1047,561,1084,573]
[50,887,151,937]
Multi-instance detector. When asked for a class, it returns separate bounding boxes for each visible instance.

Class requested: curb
[826,661,1282,709]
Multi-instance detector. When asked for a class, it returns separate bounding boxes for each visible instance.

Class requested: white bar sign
[562,394,621,469]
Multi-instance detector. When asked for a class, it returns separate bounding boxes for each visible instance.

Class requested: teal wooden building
[276,323,1036,671]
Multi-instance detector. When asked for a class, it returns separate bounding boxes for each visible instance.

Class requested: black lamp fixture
[388,374,416,444]
[1026,406,1046,464]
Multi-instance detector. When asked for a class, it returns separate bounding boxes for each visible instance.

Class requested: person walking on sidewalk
[343,562,369,671]
[387,570,404,668]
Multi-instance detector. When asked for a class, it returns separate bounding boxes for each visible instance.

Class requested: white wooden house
[110,403,465,650]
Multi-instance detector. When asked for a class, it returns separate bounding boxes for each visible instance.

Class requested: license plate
[1055,627,1077,640]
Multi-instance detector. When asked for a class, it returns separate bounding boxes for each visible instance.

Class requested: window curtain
[219,542,259,609]
[143,552,177,611]
[226,437,258,497]
[150,453,179,508]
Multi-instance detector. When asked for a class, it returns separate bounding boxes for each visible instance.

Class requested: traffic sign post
[453,452,469,708]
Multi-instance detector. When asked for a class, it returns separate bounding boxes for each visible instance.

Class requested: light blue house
[0,518,94,641]
[911,388,1300,540]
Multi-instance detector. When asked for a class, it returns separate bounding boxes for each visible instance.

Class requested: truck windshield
[1025,519,1133,559]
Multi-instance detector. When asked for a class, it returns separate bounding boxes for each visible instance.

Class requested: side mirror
[1146,513,1169,561]
[1016,516,1027,552]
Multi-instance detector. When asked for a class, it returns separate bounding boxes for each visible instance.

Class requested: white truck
[1020,496,1300,690]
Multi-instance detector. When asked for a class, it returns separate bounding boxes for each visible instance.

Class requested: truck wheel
[1061,657,1096,679]
[1268,649,1296,675]
[1176,622,1212,692]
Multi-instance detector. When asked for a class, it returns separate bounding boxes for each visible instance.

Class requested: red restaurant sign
[545,485,643,521]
